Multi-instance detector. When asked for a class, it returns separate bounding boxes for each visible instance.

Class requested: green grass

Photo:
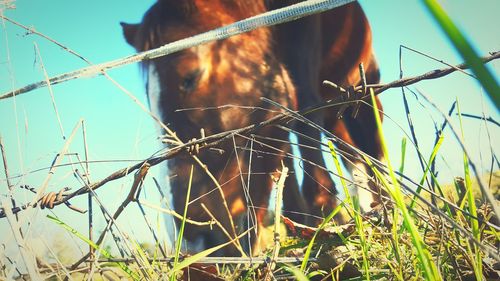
[48,214,141,280]
[300,203,342,273]
[170,165,194,280]
[35,92,498,281]
[410,133,444,209]
[422,0,500,110]
[328,141,371,280]
[367,88,441,281]
[457,100,483,280]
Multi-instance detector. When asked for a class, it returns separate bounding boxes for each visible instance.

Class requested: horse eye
[180,69,203,93]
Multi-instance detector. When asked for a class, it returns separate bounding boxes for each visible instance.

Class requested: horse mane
[132,1,192,51]
[157,0,197,18]
[220,0,266,15]
[134,0,267,51]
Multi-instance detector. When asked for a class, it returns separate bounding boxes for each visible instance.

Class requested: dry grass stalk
[201,203,247,257]
[263,163,288,281]
[1,198,40,280]
[33,43,66,140]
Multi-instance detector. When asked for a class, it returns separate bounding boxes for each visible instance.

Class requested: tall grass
[456,100,482,279]
[48,214,140,280]
[328,141,371,280]
[367,88,442,281]
[170,165,194,280]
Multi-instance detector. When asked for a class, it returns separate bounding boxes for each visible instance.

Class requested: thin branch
[398,45,434,202]
[134,201,168,259]
[0,15,90,64]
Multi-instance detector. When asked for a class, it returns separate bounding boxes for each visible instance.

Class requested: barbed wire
[323,51,499,96]
[1,50,498,219]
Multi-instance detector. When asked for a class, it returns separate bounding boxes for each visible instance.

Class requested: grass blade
[300,203,342,272]
[410,133,444,209]
[47,214,140,280]
[456,100,482,279]
[171,165,194,280]
[422,0,500,110]
[398,137,407,181]
[328,141,370,280]
[367,89,441,281]
[171,230,250,273]
[284,265,310,281]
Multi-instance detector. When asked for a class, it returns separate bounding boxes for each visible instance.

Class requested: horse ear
[120,22,139,47]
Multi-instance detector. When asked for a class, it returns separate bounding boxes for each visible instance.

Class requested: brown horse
[121,0,383,255]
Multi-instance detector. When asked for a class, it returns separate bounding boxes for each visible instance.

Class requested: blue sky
[0,0,498,253]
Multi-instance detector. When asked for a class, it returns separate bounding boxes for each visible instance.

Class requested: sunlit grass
[367,88,441,281]
[422,0,499,109]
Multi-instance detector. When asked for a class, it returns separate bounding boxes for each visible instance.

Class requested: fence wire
[0,0,354,100]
